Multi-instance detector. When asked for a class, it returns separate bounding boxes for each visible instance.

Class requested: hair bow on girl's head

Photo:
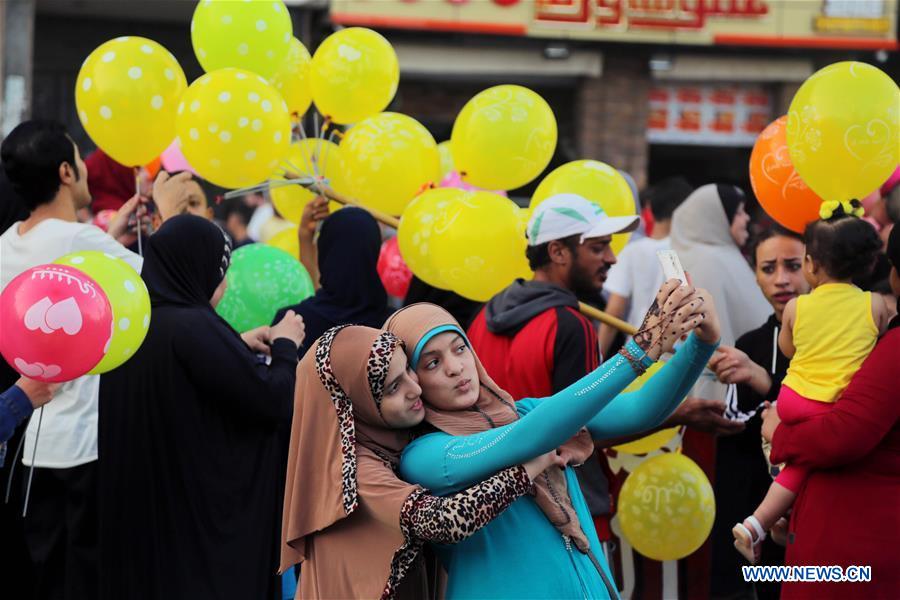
[819,199,865,220]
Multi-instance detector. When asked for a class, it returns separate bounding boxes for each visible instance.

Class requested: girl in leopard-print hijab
[281,325,562,600]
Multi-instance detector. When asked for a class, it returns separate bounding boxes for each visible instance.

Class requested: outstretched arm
[401,341,647,494]
[401,280,706,494]
[584,333,718,439]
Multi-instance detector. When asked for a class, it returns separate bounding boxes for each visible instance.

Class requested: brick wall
[577,52,652,189]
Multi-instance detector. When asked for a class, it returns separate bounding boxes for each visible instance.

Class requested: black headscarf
[142,214,233,308]
[274,207,388,358]
[0,167,29,235]
[718,184,745,225]
[888,225,900,331]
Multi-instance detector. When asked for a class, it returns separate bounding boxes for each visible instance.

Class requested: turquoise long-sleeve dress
[400,335,718,599]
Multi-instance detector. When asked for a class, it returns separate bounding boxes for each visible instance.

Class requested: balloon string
[308,114,329,200]
[290,113,302,143]
[316,127,342,189]
[224,178,315,201]
[280,160,308,177]
[294,120,318,179]
[22,406,44,517]
[313,117,331,189]
[4,426,27,504]
[134,168,143,257]
[313,112,320,146]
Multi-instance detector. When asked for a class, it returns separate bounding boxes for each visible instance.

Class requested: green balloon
[215,244,314,333]
[55,250,151,374]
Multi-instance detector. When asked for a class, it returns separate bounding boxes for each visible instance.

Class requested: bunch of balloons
[752,61,898,232]
[0,252,150,382]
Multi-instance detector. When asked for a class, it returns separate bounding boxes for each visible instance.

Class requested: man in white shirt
[0,120,189,599]
[599,176,694,357]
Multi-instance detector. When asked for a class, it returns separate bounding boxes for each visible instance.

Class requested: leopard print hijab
[281,325,424,599]
[385,303,596,552]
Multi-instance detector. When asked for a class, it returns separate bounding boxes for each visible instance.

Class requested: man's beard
[569,261,602,299]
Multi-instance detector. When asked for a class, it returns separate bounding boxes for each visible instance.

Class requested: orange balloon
[750,116,823,233]
[144,156,162,179]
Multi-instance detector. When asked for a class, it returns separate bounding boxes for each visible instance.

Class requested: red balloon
[750,116,823,233]
[0,264,113,382]
[377,237,413,299]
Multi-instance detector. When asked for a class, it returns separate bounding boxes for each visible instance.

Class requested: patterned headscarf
[281,326,425,599]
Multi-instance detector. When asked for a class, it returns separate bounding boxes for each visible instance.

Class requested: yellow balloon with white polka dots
[191,0,293,79]
[175,68,292,189]
[75,36,187,167]
[54,251,151,375]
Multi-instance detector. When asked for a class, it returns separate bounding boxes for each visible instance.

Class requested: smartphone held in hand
[657,249,688,286]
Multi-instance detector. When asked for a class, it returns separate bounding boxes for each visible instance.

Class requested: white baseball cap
[526,193,640,246]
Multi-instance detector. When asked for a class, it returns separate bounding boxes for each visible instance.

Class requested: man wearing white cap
[467,193,639,544]
[468,193,742,560]
[469,193,639,400]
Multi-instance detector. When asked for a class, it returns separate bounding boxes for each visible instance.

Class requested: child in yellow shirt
[733,200,890,563]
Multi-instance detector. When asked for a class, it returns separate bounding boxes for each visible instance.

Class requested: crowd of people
[1,118,898,600]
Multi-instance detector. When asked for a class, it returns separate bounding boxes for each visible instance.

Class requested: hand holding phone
[657,249,688,286]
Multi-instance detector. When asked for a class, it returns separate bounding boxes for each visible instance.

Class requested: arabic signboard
[331,0,898,50]
[647,84,772,146]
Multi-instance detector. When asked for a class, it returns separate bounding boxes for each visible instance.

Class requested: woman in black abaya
[98,215,305,600]
[273,206,389,359]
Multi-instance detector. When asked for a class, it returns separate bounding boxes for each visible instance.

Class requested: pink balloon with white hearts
[0,264,113,382]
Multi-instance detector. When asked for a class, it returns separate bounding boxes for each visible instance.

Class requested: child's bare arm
[779,299,797,359]
[872,293,890,335]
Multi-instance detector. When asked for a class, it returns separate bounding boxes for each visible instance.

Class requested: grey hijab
[671,184,770,346]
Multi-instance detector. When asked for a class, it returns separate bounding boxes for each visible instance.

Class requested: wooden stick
[577,302,638,336]
[313,184,400,228]
[305,183,635,334]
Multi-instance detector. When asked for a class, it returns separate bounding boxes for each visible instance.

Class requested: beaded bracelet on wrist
[618,345,648,376]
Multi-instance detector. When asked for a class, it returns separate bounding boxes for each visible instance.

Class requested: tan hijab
[385,303,595,552]
[281,325,426,600]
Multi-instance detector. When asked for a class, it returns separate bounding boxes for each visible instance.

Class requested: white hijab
[671,184,770,347]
